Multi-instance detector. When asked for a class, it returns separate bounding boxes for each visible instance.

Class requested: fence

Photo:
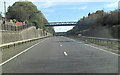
[1,23,34,31]
[1,21,47,36]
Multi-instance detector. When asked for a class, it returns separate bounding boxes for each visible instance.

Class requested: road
[2,36,118,73]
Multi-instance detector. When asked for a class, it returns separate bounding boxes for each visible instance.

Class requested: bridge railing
[45,22,77,26]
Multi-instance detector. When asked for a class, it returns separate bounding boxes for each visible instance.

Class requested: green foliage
[13,19,17,23]
[6,1,54,34]
[67,9,119,38]
[6,1,38,21]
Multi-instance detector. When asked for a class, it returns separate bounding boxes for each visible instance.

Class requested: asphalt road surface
[2,36,118,73]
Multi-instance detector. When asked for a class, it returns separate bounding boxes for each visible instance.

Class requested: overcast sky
[0,0,118,32]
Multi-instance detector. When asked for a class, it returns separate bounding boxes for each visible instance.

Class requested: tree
[6,1,55,33]
[67,9,119,38]
[88,12,91,16]
[6,2,38,22]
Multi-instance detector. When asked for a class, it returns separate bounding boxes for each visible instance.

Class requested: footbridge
[45,21,78,26]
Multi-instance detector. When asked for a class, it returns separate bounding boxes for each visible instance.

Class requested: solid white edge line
[64,51,68,56]
[0,38,48,66]
[84,44,119,56]
[64,36,119,56]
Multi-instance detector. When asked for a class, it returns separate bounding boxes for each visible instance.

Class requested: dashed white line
[0,38,48,66]
[64,51,68,56]
[65,37,75,41]
[60,45,62,46]
[77,42,82,44]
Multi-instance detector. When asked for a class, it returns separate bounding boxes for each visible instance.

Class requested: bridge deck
[45,22,78,26]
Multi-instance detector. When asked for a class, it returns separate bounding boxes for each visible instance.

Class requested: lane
[57,36,118,73]
[2,36,118,73]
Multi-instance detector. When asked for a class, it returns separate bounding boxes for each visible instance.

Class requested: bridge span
[45,21,78,26]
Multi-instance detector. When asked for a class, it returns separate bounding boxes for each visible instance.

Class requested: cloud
[106,2,118,8]
[2,0,118,3]
[38,2,57,8]
[43,9,55,13]
[81,6,87,9]
[24,0,118,2]
[66,6,87,10]
[1,0,118,10]
[37,2,78,9]
[54,26,74,32]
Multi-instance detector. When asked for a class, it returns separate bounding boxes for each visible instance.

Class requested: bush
[13,19,17,23]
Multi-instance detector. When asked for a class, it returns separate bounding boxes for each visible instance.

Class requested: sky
[0,0,119,32]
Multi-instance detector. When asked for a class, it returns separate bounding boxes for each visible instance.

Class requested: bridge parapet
[45,21,77,26]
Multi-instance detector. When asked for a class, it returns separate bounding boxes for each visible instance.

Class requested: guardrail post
[23,25,24,29]
[41,30,42,36]
[18,26,19,31]
[7,24,8,30]
[117,41,119,50]
[14,44,15,47]
[22,26,23,30]
[4,24,6,30]
[14,26,15,31]
[8,45,10,48]
[1,24,2,30]
[20,26,22,30]
[15,26,16,31]
[11,26,12,31]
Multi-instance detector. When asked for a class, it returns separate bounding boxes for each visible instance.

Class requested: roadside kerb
[0,36,51,49]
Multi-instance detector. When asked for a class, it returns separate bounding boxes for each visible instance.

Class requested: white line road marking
[64,36,119,56]
[60,45,62,47]
[64,51,68,56]
[0,38,48,66]
[77,42,82,44]
[65,37,75,41]
[84,44,119,56]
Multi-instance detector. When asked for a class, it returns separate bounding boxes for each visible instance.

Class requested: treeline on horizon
[5,1,55,34]
[67,9,120,39]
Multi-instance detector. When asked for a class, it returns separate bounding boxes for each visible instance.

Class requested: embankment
[2,26,52,44]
